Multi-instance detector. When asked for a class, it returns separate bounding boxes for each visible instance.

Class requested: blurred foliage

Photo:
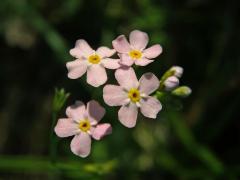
[0,0,239,179]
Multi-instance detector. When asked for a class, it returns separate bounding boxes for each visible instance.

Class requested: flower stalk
[50,88,70,164]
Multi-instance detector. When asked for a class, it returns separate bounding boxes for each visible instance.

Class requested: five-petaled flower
[112,30,162,67]
[67,40,120,87]
[54,100,112,157]
[103,67,162,128]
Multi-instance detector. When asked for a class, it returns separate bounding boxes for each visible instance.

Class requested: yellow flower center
[88,54,101,64]
[129,50,142,59]
[78,119,91,132]
[128,88,141,103]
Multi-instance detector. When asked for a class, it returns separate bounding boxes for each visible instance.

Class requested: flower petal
[54,118,79,137]
[139,73,160,95]
[69,48,84,59]
[134,58,154,66]
[103,85,128,106]
[70,133,91,157]
[112,35,131,53]
[91,123,112,140]
[143,44,162,59]
[101,58,120,69]
[115,67,139,90]
[66,101,86,121]
[96,46,116,58]
[71,39,94,57]
[118,103,138,128]
[119,54,134,66]
[87,100,105,123]
[87,64,107,87]
[129,30,149,50]
[66,60,88,79]
[140,96,162,118]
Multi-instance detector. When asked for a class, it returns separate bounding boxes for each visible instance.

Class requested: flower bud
[164,76,179,91]
[170,66,183,78]
[53,88,70,112]
[172,86,192,97]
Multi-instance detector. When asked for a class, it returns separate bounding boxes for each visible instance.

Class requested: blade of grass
[0,155,117,177]
[167,111,224,175]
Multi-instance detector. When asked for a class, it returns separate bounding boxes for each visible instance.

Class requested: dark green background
[0,0,239,179]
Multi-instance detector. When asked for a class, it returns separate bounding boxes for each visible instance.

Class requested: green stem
[49,111,58,164]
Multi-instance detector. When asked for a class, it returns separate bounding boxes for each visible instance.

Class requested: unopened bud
[53,88,70,112]
[170,66,183,78]
[164,76,179,91]
[172,86,192,97]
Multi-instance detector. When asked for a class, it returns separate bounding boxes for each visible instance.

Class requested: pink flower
[54,100,112,157]
[67,39,120,87]
[103,67,162,128]
[112,30,162,67]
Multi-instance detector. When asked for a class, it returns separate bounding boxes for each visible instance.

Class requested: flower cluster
[54,30,191,157]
